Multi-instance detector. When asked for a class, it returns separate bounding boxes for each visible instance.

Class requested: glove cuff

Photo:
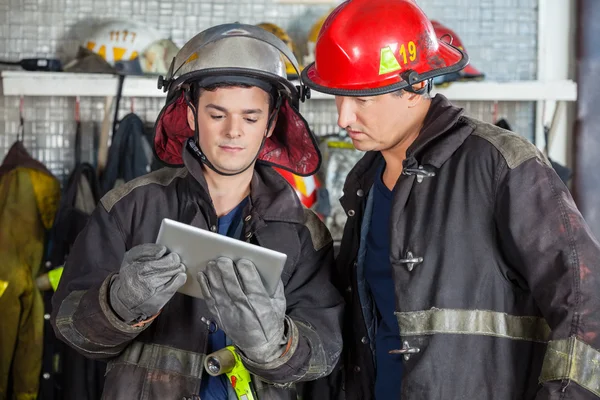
[239,316,293,364]
[108,274,141,324]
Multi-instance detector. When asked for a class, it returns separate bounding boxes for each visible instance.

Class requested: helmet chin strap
[184,91,282,177]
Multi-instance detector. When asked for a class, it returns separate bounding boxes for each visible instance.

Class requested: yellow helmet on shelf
[257,22,303,79]
[303,11,331,66]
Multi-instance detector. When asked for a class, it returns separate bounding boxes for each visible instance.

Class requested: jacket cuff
[240,317,311,385]
[54,274,148,357]
[98,273,152,334]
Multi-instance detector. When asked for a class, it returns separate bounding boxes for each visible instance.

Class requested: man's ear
[407,81,428,108]
[266,113,278,138]
[187,101,196,131]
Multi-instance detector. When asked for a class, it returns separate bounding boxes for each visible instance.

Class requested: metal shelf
[1,71,577,102]
[0,71,166,98]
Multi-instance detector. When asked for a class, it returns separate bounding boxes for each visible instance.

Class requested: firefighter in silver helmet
[52,23,343,400]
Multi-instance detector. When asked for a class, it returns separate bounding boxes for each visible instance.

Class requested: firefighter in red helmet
[302,0,600,399]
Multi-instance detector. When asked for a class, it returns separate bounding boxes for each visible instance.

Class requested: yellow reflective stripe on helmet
[185,52,199,65]
[395,308,551,343]
[113,47,127,61]
[97,45,106,59]
[0,280,8,298]
[379,46,402,75]
[540,337,600,396]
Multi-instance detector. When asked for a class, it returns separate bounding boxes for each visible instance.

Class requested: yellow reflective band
[48,266,64,292]
[395,308,550,343]
[540,336,600,396]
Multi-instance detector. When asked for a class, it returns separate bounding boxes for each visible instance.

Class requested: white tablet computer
[155,218,286,298]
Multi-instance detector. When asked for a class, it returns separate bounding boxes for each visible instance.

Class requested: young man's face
[187,86,273,174]
[334,91,427,153]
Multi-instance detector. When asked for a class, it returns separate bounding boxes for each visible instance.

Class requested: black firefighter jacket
[335,95,600,400]
[51,145,344,400]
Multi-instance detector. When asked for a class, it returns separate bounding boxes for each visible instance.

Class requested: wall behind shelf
[1,0,539,182]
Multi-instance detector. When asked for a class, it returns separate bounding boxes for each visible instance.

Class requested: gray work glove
[109,243,187,324]
[197,257,288,364]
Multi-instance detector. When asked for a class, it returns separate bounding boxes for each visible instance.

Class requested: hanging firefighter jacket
[0,141,60,400]
[39,121,105,400]
[100,113,157,194]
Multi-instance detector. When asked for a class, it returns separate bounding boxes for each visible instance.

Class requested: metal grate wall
[0,0,539,183]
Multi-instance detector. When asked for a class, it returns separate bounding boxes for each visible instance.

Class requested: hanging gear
[154,23,320,177]
[0,141,61,400]
[273,167,321,208]
[430,20,484,86]
[257,22,303,79]
[101,113,156,195]
[320,135,364,242]
[39,114,105,400]
[301,0,469,96]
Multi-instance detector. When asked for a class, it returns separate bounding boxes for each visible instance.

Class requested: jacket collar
[182,141,304,225]
[404,94,469,169]
[341,94,472,204]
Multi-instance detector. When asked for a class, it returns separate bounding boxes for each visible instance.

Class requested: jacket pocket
[103,342,203,399]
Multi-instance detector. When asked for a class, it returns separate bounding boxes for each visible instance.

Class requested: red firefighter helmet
[301,0,469,96]
[431,20,484,80]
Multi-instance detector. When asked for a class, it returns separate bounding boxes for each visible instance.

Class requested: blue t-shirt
[199,197,249,399]
[364,163,403,399]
